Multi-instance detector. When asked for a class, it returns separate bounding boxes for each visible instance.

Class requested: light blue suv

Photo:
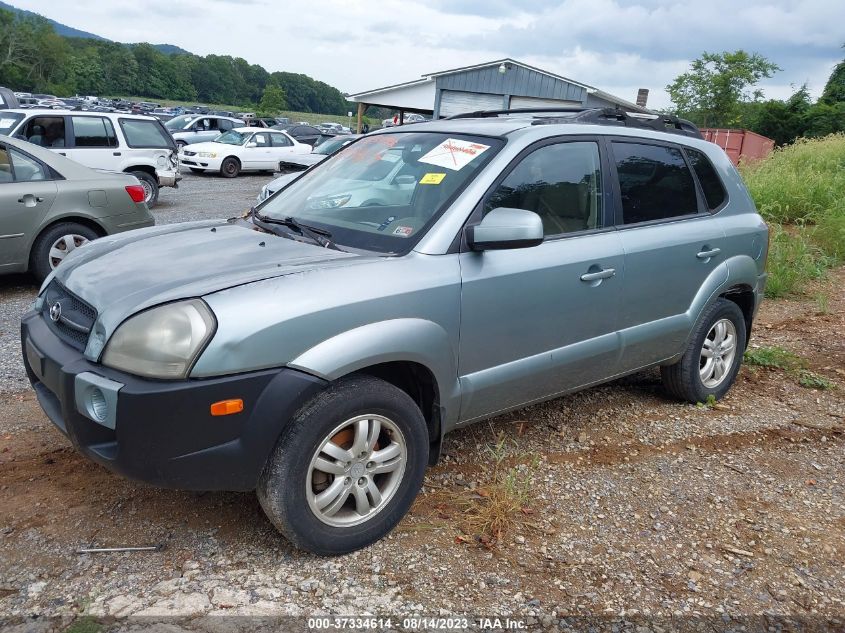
[21,108,768,554]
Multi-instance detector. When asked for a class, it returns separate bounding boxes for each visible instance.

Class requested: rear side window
[71,116,118,148]
[270,132,291,147]
[119,119,174,149]
[685,148,727,211]
[612,142,699,224]
[9,148,49,181]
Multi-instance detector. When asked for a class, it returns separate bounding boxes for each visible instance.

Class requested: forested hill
[0,3,352,114]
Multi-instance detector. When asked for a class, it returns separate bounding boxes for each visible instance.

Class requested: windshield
[215,130,248,145]
[258,132,502,254]
[0,113,25,136]
[164,114,195,130]
[314,137,352,155]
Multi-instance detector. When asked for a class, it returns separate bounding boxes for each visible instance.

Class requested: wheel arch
[28,215,107,255]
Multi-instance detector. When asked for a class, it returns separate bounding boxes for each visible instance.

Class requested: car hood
[181,141,230,153]
[47,220,363,360]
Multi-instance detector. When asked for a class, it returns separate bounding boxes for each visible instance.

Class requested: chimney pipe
[636,88,649,108]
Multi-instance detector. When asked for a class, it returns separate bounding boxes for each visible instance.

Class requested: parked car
[1,87,20,109]
[271,123,326,146]
[165,114,244,148]
[382,113,428,127]
[0,134,153,281]
[178,127,310,177]
[257,135,358,200]
[243,117,279,129]
[0,109,179,207]
[21,109,767,555]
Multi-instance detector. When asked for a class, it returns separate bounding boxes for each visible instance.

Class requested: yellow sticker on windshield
[420,172,446,185]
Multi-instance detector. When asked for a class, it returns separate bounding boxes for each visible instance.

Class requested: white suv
[0,109,180,207]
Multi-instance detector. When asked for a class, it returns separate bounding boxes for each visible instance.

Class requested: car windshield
[215,130,249,145]
[258,132,502,254]
[0,113,25,136]
[313,137,351,155]
[164,114,195,130]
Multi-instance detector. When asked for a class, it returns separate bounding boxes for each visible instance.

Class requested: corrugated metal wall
[436,65,587,102]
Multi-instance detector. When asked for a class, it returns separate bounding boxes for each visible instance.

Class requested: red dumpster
[699,128,775,165]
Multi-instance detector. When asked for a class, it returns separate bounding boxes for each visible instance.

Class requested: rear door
[269,132,296,166]
[63,115,120,170]
[609,139,727,371]
[458,138,624,422]
[0,144,58,269]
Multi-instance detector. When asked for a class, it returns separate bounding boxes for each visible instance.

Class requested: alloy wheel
[699,318,738,388]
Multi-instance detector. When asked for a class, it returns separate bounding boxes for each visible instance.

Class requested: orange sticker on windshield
[420,173,446,185]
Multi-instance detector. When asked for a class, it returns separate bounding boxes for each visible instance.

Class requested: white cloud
[11,0,845,108]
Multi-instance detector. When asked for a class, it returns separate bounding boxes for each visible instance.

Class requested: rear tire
[257,375,429,555]
[220,157,240,178]
[130,171,159,207]
[30,222,99,282]
[661,298,746,403]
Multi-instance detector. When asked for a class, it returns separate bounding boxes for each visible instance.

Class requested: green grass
[740,134,845,297]
[797,370,835,390]
[744,345,807,371]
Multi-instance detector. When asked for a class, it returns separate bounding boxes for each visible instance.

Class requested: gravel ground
[0,170,270,397]
[1,180,844,630]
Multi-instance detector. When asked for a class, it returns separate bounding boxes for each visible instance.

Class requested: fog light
[88,387,108,422]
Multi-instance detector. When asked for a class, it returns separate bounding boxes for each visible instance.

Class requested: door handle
[113,152,121,156]
[18,196,44,204]
[696,248,721,260]
[580,268,616,282]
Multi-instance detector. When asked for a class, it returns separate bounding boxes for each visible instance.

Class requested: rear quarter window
[685,147,727,211]
[119,118,175,149]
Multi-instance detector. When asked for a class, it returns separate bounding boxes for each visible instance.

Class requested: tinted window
[270,132,291,147]
[485,141,603,236]
[10,148,48,181]
[119,119,174,148]
[71,116,118,148]
[24,116,66,148]
[218,119,234,132]
[686,148,726,211]
[613,142,699,224]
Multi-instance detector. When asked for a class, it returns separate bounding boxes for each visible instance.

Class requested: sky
[13,0,845,109]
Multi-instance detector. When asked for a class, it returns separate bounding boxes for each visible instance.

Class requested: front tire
[130,171,159,207]
[661,298,746,403]
[220,157,240,178]
[30,222,99,282]
[257,375,429,555]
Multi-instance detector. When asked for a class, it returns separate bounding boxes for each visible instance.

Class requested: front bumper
[178,154,222,171]
[21,311,326,491]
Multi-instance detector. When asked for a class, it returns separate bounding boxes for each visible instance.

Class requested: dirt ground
[0,271,843,631]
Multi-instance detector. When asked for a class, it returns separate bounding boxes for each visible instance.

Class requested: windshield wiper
[252,209,340,250]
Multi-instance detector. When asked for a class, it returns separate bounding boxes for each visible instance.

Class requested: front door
[458,139,624,422]
[0,144,57,269]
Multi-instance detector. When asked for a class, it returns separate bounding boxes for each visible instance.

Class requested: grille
[41,281,97,351]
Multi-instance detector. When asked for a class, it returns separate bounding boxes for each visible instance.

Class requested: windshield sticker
[393,226,414,237]
[0,118,16,128]
[420,172,446,185]
[418,139,490,171]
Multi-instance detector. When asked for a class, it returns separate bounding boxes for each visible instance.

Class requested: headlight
[197,151,218,158]
[101,300,216,379]
[308,194,351,210]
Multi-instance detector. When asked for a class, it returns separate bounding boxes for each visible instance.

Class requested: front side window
[71,116,118,148]
[685,147,726,211]
[252,133,269,147]
[612,142,699,224]
[119,119,175,149]
[485,141,603,236]
[23,116,66,148]
[259,132,502,253]
[10,148,48,181]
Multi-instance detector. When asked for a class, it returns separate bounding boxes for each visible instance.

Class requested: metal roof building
[348,58,648,130]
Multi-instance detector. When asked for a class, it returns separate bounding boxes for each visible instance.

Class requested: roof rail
[445,106,702,139]
[445,107,590,120]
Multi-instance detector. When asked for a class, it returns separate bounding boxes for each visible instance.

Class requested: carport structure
[348,58,649,132]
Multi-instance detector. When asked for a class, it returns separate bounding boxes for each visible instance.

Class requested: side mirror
[245,142,257,148]
[466,207,544,251]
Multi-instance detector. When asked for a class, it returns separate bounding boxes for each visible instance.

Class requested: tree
[666,50,781,127]
[258,83,286,113]
[821,46,845,104]
[741,86,812,145]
